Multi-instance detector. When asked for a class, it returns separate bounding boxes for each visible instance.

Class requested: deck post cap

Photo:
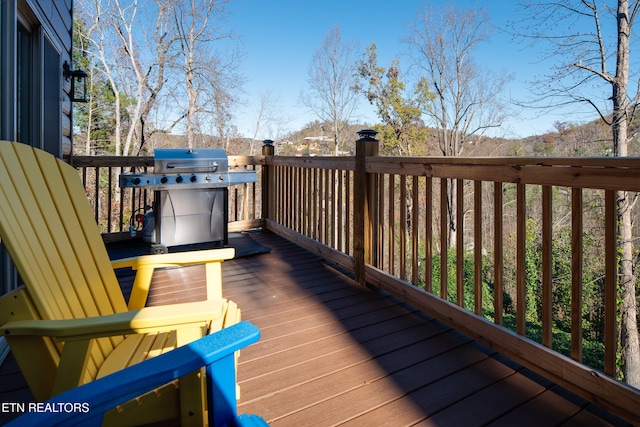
[356,129,378,142]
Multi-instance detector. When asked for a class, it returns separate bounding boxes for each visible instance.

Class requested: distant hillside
[140,117,639,158]
[280,118,624,158]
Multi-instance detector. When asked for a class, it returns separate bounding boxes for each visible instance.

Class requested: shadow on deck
[0,230,632,426]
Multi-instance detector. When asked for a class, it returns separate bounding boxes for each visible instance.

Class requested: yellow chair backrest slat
[0,142,128,363]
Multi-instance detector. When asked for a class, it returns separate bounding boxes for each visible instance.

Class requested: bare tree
[78,0,177,156]
[79,0,124,155]
[207,49,246,150]
[172,0,243,149]
[109,0,179,156]
[299,26,360,156]
[248,91,281,155]
[405,2,512,245]
[406,3,511,156]
[110,0,146,157]
[514,0,640,387]
[77,0,243,154]
[137,0,180,154]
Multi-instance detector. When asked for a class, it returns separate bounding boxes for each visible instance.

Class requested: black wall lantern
[63,61,88,103]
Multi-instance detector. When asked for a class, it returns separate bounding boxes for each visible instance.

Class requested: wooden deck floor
[0,231,633,426]
[148,231,630,426]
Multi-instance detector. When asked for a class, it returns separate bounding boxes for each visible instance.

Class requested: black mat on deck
[106,231,271,261]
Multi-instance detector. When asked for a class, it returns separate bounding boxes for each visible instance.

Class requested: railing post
[354,129,379,286]
[261,140,274,222]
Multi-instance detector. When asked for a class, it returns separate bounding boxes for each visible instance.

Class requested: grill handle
[166,163,218,171]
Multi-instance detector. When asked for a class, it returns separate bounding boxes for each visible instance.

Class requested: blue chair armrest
[7,321,265,427]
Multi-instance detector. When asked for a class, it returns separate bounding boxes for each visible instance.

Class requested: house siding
[28,0,74,155]
[1,0,73,155]
[0,0,74,304]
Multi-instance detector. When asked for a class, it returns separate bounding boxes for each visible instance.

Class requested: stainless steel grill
[119,148,257,252]
[119,148,256,189]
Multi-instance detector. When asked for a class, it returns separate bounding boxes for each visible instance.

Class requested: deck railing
[262,135,640,424]
[74,137,640,424]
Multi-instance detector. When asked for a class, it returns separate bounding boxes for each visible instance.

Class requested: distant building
[303,136,331,143]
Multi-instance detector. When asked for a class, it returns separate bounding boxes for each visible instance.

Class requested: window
[16,20,35,145]
[43,36,61,157]
[15,5,61,156]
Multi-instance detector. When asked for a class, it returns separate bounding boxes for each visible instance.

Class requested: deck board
[0,230,632,426]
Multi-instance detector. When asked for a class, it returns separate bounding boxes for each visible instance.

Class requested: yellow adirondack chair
[0,141,241,426]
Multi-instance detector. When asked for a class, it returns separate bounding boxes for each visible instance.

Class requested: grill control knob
[204,175,212,182]
[160,176,168,184]
[133,177,141,185]
[190,175,197,183]
[176,176,184,183]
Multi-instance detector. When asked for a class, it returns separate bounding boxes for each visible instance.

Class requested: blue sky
[225,0,600,140]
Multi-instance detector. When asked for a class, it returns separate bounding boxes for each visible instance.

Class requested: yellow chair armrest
[0,300,224,342]
[111,248,235,270]
[111,247,235,310]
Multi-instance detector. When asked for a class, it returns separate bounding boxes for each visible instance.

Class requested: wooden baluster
[425,177,433,294]
[412,176,419,286]
[542,185,553,348]
[494,182,503,325]
[440,178,448,299]
[456,179,464,307]
[571,187,583,361]
[400,175,407,281]
[474,180,482,316]
[516,183,526,336]
[604,189,617,376]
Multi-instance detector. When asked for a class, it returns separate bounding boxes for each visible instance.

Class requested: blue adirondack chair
[5,321,268,427]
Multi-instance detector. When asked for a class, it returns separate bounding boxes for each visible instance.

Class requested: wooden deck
[0,231,633,425]
[148,231,630,426]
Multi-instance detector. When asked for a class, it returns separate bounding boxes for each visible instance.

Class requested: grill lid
[153,148,228,174]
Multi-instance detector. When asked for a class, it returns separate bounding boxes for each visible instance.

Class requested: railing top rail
[365,157,640,191]
[71,155,265,168]
[72,153,640,169]
[71,156,154,168]
[265,155,640,191]
[373,155,640,168]
[266,155,355,170]
[229,155,265,166]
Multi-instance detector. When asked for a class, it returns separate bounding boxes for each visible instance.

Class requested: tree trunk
[618,190,640,386]
[613,0,640,387]
[186,61,196,149]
